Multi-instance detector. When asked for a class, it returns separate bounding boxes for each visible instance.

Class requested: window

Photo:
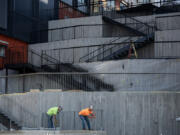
[0,46,5,57]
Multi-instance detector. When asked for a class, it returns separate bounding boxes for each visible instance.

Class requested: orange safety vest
[79,108,93,116]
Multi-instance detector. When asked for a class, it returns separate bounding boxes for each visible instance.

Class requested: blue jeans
[79,115,91,130]
[47,115,54,128]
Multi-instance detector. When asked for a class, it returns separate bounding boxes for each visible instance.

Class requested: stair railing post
[73,48,75,63]
[5,68,8,94]
[103,45,104,61]
[9,119,11,131]
[125,14,126,24]
[41,50,43,68]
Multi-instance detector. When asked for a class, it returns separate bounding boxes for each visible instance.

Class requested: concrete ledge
[0,130,106,135]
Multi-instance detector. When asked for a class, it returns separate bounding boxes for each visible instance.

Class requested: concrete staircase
[79,13,155,62]
[5,49,114,92]
[0,111,21,130]
[41,54,114,91]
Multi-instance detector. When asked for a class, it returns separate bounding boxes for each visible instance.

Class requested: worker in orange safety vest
[78,105,96,130]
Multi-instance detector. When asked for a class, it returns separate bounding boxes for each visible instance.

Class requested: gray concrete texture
[154,12,180,58]
[0,130,106,135]
[48,15,139,42]
[29,36,141,64]
[0,73,64,94]
[48,16,103,42]
[0,70,19,94]
[156,12,180,31]
[0,91,180,135]
[29,12,180,63]
[1,59,180,93]
[75,59,180,91]
[155,29,180,58]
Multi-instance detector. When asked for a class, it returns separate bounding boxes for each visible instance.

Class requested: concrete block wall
[0,91,180,135]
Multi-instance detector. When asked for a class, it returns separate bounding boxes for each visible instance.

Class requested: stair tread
[0,111,21,130]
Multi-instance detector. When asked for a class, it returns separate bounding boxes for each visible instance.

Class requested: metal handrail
[79,20,153,62]
[41,53,60,67]
[79,10,155,62]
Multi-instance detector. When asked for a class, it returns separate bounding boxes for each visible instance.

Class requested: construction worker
[47,106,62,128]
[79,105,96,130]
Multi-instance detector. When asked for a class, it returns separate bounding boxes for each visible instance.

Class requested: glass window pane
[0,46,5,57]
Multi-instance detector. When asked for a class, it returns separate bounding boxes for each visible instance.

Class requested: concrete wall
[115,14,156,27]
[155,29,180,57]
[48,16,103,42]
[155,12,180,58]
[1,59,180,93]
[48,15,140,42]
[102,22,139,37]
[0,70,19,94]
[156,12,180,31]
[75,59,180,91]
[29,37,142,63]
[0,91,180,135]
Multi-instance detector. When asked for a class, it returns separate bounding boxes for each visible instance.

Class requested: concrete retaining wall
[0,70,19,94]
[48,15,138,42]
[75,59,180,91]
[156,12,180,31]
[0,91,180,135]
[29,37,141,64]
[155,12,180,58]
[155,29,180,57]
[1,59,180,93]
[48,16,103,42]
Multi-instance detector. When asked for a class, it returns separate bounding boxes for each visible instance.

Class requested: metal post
[73,111,76,129]
[9,120,11,131]
[101,110,103,130]
[73,48,75,63]
[103,45,104,60]
[5,68,8,94]
[22,71,25,93]
[41,50,43,67]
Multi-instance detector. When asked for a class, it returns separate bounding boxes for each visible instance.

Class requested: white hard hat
[89,105,93,109]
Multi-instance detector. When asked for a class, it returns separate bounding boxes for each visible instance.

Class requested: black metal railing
[79,11,155,62]
[39,41,180,64]
[1,72,180,94]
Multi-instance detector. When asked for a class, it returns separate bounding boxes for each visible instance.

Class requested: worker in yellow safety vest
[47,106,62,128]
[79,105,96,130]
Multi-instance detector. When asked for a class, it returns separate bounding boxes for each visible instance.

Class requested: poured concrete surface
[0,91,180,135]
[0,130,106,135]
